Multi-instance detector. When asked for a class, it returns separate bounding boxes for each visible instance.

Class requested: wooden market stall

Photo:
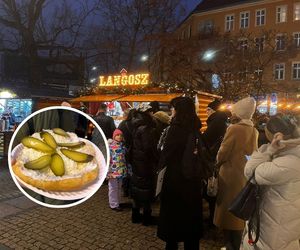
[71,91,221,131]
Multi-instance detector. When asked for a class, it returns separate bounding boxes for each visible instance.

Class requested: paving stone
[0,165,223,249]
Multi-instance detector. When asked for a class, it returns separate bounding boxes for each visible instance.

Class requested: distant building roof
[177,0,262,30]
[192,0,261,14]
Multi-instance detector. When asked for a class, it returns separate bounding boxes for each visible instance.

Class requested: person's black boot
[131,208,142,223]
[142,209,157,226]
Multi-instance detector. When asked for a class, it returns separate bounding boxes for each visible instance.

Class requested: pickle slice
[50,154,65,176]
[41,132,57,149]
[57,141,85,149]
[53,128,69,137]
[61,149,93,163]
[24,155,52,170]
[21,137,55,153]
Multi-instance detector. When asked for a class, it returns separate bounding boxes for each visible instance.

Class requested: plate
[10,138,108,200]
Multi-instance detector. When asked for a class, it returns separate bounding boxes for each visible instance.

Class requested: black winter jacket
[93,112,116,139]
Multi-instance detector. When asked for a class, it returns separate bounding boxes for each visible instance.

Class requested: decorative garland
[75,81,197,97]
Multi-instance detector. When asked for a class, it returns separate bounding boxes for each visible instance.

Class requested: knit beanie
[208,99,221,111]
[232,97,256,120]
[153,111,171,125]
[113,129,123,139]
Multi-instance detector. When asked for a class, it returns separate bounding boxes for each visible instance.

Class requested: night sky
[186,0,201,12]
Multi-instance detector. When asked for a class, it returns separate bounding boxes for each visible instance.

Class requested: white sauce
[17,131,98,181]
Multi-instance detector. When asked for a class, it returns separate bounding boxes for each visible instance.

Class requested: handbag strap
[247,184,260,245]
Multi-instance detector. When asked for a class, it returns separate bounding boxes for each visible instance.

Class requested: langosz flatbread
[12,129,99,192]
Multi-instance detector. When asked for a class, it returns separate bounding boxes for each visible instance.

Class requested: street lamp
[202,50,217,61]
[140,54,149,62]
[90,78,96,83]
[92,66,97,71]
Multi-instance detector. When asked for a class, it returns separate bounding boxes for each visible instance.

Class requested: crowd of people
[91,97,300,250]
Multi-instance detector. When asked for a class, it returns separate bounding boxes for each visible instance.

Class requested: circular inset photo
[8,106,109,208]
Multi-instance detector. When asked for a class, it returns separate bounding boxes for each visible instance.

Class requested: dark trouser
[223,230,243,250]
[203,184,216,224]
[165,240,199,250]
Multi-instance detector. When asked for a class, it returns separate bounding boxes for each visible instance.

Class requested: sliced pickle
[50,154,65,176]
[53,128,69,137]
[41,132,57,149]
[57,141,85,149]
[21,137,54,153]
[61,149,93,163]
[24,155,52,170]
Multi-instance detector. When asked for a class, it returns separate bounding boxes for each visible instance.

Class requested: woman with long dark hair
[157,97,203,250]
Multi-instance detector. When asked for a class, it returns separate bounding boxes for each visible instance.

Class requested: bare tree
[0,0,100,85]
[156,28,297,100]
[85,0,184,75]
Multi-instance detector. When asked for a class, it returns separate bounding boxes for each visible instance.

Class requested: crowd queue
[91,97,300,250]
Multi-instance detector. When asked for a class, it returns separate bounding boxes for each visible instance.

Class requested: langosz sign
[99,68,149,87]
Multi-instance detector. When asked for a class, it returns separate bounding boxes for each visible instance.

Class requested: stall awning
[71,93,183,103]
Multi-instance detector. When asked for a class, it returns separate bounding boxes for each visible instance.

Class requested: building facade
[176,0,300,107]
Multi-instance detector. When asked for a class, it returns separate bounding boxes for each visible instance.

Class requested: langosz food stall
[71,69,221,131]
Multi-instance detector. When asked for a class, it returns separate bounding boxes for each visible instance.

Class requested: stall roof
[71,93,183,103]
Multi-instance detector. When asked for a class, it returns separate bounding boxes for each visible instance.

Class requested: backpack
[181,131,214,181]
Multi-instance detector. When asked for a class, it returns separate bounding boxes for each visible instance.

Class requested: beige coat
[214,121,258,230]
[242,139,300,250]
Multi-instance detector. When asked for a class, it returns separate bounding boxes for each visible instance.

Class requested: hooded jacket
[242,138,300,250]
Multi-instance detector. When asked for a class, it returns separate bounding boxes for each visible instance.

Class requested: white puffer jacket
[242,139,300,250]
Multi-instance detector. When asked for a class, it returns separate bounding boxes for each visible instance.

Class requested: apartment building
[176,0,300,105]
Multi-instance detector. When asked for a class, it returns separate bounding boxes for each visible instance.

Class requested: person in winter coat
[130,103,159,226]
[92,103,116,139]
[157,97,203,250]
[202,99,228,227]
[118,108,137,197]
[242,115,300,250]
[214,97,258,250]
[107,129,127,211]
[153,111,171,140]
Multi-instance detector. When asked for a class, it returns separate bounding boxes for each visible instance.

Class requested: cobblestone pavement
[0,166,223,250]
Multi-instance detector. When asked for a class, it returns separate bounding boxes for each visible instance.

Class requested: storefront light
[0,90,16,98]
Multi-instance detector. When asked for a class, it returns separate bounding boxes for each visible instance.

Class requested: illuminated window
[274,63,285,80]
[276,6,287,23]
[240,11,250,28]
[292,62,300,79]
[225,14,234,31]
[294,32,300,48]
[294,3,300,20]
[256,9,266,26]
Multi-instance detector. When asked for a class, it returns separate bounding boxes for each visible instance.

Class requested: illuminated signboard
[99,68,149,87]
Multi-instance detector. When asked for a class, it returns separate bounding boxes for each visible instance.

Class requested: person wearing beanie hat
[107,129,127,211]
[153,111,171,125]
[213,97,259,250]
[231,97,256,121]
[242,115,300,250]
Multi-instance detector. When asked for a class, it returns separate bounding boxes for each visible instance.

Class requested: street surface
[0,165,223,250]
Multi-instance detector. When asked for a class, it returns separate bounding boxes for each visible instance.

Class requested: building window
[294,3,300,20]
[276,6,287,23]
[199,20,214,34]
[255,37,264,52]
[274,63,285,80]
[276,34,286,50]
[294,32,300,48]
[256,9,266,26]
[292,62,300,79]
[225,14,234,31]
[239,39,248,50]
[240,11,250,28]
